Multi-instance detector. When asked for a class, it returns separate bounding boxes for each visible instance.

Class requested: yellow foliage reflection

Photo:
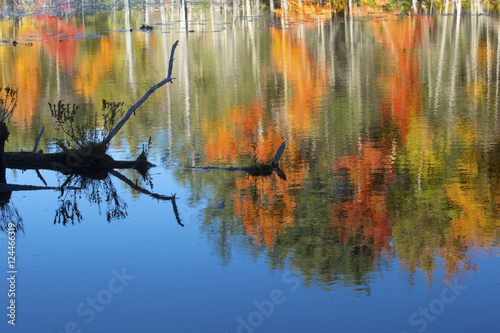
[442,120,500,279]
[74,36,117,99]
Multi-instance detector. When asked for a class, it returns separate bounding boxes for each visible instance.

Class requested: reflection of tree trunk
[180,32,194,165]
[182,0,188,32]
[447,15,461,116]
[245,0,251,17]
[233,0,238,23]
[434,16,449,111]
[0,122,9,184]
[470,16,479,115]
[124,0,135,94]
[161,7,174,165]
[495,23,500,129]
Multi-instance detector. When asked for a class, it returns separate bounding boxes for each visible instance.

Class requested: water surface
[1,3,500,333]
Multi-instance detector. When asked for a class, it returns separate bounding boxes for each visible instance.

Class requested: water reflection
[1,3,500,290]
[0,191,23,234]
[0,168,183,229]
[179,13,500,287]
[54,174,128,225]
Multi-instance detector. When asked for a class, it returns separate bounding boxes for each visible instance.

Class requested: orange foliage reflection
[201,26,329,247]
[201,98,308,247]
[233,166,305,247]
[203,101,282,165]
[331,142,393,255]
[33,15,85,71]
[372,17,430,142]
[270,28,325,137]
[370,17,497,281]
[0,16,85,128]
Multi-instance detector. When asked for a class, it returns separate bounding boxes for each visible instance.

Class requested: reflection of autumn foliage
[0,16,85,128]
[331,142,393,256]
[0,21,41,128]
[203,101,282,165]
[233,164,306,247]
[441,121,499,280]
[270,28,324,137]
[369,17,487,281]
[33,15,85,71]
[7,48,41,128]
[202,27,327,165]
[327,19,428,258]
[202,99,309,246]
[372,17,430,142]
[201,27,329,247]
[74,36,116,99]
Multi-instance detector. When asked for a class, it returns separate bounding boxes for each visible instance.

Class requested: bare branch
[33,126,45,153]
[102,40,179,146]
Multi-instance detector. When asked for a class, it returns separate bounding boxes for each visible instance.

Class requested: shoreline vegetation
[274,0,499,17]
[0,0,498,20]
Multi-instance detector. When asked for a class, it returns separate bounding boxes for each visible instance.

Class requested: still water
[1,2,500,332]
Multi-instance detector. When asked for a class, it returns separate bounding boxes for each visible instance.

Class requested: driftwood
[187,140,287,180]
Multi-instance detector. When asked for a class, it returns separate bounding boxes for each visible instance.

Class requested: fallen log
[4,150,153,176]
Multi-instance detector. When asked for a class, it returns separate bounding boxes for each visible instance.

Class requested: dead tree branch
[33,126,44,153]
[102,40,179,146]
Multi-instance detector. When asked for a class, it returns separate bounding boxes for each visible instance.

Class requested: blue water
[1,167,499,332]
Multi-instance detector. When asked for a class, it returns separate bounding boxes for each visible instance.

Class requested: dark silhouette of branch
[109,170,183,226]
